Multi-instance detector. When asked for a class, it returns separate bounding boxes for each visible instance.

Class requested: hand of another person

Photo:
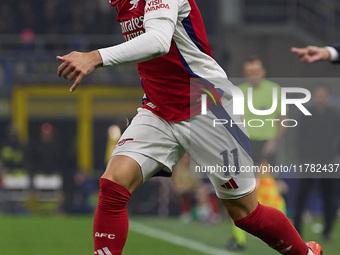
[291,46,330,63]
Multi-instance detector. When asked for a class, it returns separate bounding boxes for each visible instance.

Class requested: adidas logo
[279,245,292,254]
[270,239,293,254]
[94,247,112,255]
[221,178,239,189]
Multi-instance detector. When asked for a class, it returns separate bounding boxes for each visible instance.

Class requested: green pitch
[0,216,339,254]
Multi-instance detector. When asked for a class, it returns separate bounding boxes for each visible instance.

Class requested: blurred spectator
[0,0,118,35]
[105,125,122,164]
[0,124,29,213]
[41,0,62,34]
[61,169,96,214]
[294,85,340,241]
[226,56,288,251]
[70,2,87,34]
[172,154,220,224]
[238,55,288,163]
[0,125,27,175]
[172,154,198,222]
[194,180,221,225]
[27,123,62,174]
[18,1,37,33]
[0,3,16,34]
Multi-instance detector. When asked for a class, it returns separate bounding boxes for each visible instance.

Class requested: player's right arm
[57,51,103,92]
[98,19,175,66]
[57,0,179,92]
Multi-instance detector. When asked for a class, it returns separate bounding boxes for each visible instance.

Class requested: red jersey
[111,0,228,121]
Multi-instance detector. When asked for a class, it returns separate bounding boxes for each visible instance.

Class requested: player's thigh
[179,96,256,200]
[110,108,183,185]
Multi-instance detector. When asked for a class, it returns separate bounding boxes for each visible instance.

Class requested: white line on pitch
[129,221,236,255]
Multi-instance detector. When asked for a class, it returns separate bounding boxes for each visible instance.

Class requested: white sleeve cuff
[325,46,339,62]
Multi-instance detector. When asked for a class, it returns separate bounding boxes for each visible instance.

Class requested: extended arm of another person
[57,18,175,92]
[291,44,340,64]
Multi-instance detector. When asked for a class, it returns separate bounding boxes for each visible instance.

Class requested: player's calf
[93,178,131,255]
[234,203,309,254]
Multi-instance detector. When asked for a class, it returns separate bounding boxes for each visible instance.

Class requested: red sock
[234,203,308,255]
[181,195,191,214]
[93,178,131,255]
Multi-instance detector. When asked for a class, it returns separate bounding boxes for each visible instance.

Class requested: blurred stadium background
[1,0,340,254]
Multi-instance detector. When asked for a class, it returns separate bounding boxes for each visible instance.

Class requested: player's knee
[99,177,119,194]
[100,173,132,193]
[97,178,131,213]
[101,156,143,193]
[221,191,258,220]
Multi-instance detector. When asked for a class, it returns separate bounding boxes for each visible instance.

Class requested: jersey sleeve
[144,0,179,26]
[98,18,174,66]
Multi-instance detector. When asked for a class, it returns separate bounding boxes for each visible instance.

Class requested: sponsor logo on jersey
[120,16,144,34]
[221,178,239,189]
[117,138,134,146]
[94,247,113,255]
[145,0,170,13]
[129,0,140,10]
[124,30,144,41]
[119,16,144,40]
[94,232,116,239]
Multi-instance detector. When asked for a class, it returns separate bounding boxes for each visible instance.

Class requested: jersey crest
[129,0,140,10]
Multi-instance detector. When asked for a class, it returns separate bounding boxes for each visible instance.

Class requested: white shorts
[112,95,256,199]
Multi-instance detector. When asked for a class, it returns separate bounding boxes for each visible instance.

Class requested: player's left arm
[57,0,179,92]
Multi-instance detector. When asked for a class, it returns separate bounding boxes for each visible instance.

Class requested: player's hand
[57,50,103,92]
[291,46,331,63]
